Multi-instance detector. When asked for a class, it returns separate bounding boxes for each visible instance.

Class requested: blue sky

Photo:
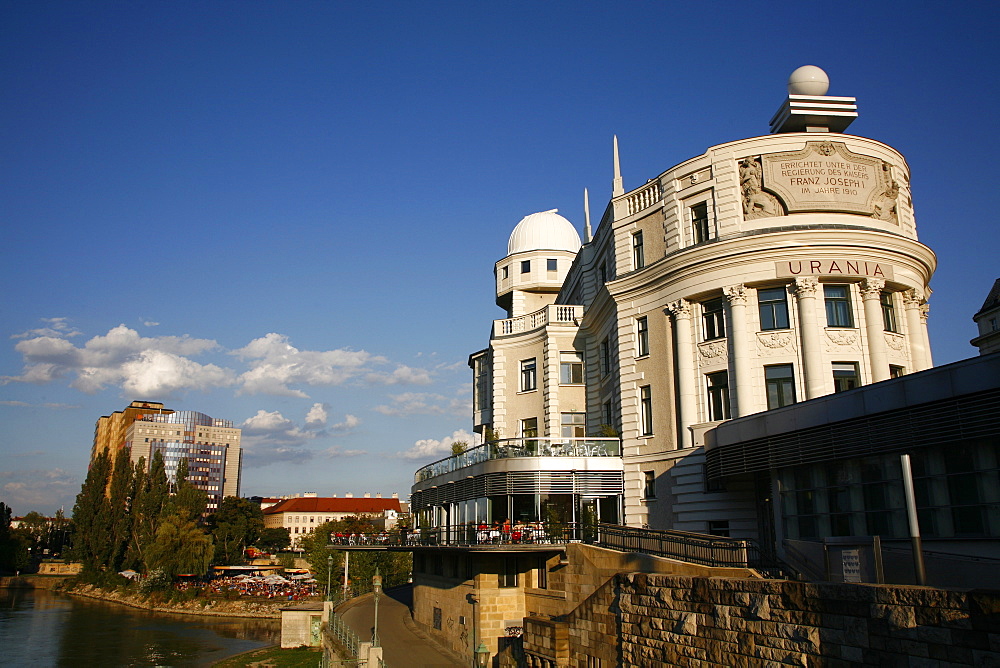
[2,2,998,515]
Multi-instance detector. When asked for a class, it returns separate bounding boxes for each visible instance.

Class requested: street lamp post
[372,567,382,648]
[326,554,333,600]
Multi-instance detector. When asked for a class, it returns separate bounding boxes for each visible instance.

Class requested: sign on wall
[760,141,901,222]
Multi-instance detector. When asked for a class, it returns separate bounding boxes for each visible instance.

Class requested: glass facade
[779,445,1000,541]
[139,411,237,512]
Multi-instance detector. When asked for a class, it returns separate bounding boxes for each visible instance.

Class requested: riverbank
[0,574,72,589]
[66,583,287,618]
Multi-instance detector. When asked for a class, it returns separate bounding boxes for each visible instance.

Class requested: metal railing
[595,523,785,575]
[414,437,621,483]
[329,522,598,548]
[325,609,360,658]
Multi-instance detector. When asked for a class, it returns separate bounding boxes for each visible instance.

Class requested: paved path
[337,586,464,668]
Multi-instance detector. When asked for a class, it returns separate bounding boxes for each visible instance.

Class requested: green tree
[17,511,48,550]
[208,496,264,565]
[164,458,207,522]
[70,451,113,572]
[145,513,213,577]
[129,452,168,571]
[0,501,30,573]
[451,440,468,455]
[257,527,291,553]
[107,447,135,571]
[298,516,411,593]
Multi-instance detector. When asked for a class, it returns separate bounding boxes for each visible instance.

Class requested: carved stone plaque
[761,142,894,216]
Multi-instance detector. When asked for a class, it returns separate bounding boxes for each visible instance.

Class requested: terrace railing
[596,523,785,576]
[414,437,621,483]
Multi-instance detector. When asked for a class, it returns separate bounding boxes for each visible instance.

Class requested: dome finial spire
[612,135,624,197]
[583,188,592,243]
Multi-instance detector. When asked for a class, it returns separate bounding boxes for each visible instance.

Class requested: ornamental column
[724,284,753,417]
[904,289,930,371]
[920,303,934,368]
[794,277,826,399]
[860,278,890,382]
[666,300,696,448]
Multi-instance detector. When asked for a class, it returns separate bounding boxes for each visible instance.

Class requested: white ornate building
[412,66,937,543]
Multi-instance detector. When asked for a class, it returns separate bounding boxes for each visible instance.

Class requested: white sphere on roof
[507,209,582,256]
[787,65,830,96]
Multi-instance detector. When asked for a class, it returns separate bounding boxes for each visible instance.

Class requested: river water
[0,588,280,667]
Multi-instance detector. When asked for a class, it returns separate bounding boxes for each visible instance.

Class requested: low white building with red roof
[262,494,404,545]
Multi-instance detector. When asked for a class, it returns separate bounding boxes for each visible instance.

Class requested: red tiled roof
[263,497,402,515]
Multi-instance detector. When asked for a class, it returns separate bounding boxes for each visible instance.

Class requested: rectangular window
[889,365,905,378]
[520,260,530,274]
[600,338,611,376]
[560,351,584,384]
[599,262,609,284]
[433,606,442,630]
[691,201,710,244]
[881,291,898,332]
[758,287,790,330]
[520,358,537,392]
[521,417,538,439]
[832,362,860,392]
[547,258,558,272]
[602,401,614,433]
[643,471,656,499]
[501,266,509,279]
[632,231,644,269]
[765,364,796,410]
[706,371,731,421]
[473,355,490,411]
[500,557,518,588]
[636,317,649,357]
[707,520,730,537]
[640,385,653,435]
[561,412,586,438]
[703,298,726,340]
[824,285,854,327]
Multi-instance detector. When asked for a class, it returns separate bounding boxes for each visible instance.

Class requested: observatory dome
[507,209,582,257]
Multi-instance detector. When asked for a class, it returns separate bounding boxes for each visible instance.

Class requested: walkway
[337,585,463,668]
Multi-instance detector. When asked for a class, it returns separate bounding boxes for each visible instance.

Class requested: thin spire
[583,188,592,243]
[612,135,624,197]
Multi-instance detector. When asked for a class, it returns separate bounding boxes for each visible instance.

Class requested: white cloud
[2,324,225,396]
[396,429,479,460]
[366,365,433,386]
[323,446,367,458]
[143,320,160,327]
[374,391,467,417]
[305,403,329,428]
[3,324,435,401]
[0,469,79,514]
[0,400,79,409]
[331,414,360,432]
[233,333,386,397]
[11,317,82,340]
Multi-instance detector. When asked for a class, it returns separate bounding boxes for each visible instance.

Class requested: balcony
[414,437,621,484]
[493,305,582,337]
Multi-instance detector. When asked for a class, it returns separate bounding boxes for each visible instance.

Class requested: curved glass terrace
[414,437,621,483]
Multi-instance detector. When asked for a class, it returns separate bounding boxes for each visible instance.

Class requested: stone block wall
[531,573,1000,667]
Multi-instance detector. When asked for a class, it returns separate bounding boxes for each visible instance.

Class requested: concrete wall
[524,573,1000,667]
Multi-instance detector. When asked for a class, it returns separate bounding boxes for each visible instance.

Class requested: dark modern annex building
[706,351,1000,588]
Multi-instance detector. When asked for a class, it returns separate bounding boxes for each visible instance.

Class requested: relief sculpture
[756,332,794,356]
[740,157,785,220]
[825,329,861,352]
[871,163,900,224]
[698,341,728,362]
